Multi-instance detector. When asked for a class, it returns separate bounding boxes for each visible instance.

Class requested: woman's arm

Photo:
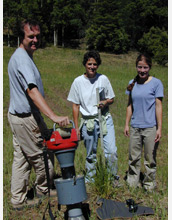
[72,103,80,138]
[155,97,163,142]
[124,95,132,137]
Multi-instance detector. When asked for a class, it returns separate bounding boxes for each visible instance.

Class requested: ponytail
[127,75,139,91]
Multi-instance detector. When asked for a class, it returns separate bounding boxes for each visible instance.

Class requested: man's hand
[52,115,70,127]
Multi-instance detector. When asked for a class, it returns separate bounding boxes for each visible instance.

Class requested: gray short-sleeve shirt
[8,48,44,114]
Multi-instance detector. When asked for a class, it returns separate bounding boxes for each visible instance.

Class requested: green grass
[3,46,168,219]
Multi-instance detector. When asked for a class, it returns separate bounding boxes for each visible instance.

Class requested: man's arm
[27,87,69,126]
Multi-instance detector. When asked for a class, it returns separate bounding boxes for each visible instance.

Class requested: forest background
[3,0,168,66]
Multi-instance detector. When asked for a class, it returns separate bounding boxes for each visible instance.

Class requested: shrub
[109,28,130,54]
[86,25,130,54]
[138,27,168,66]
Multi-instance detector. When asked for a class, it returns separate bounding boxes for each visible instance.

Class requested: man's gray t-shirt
[126,77,164,128]
[8,48,44,114]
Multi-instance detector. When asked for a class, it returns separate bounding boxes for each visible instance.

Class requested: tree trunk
[18,37,20,47]
[54,29,57,46]
[8,27,10,47]
[62,26,64,47]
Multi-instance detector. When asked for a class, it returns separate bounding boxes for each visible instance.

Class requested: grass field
[3,46,168,219]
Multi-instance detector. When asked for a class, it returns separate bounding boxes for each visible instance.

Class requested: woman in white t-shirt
[124,53,164,191]
[68,51,118,183]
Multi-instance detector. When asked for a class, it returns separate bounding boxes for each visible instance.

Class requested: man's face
[21,24,41,56]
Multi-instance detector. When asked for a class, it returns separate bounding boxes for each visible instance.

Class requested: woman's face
[136,60,150,79]
[85,58,98,78]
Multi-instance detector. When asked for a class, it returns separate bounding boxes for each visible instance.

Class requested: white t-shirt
[67,73,115,116]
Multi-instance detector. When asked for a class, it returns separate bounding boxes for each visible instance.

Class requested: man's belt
[10,112,31,118]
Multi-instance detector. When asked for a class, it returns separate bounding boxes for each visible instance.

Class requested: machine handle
[53,120,75,131]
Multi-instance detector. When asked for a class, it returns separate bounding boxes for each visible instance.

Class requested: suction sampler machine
[44,121,88,220]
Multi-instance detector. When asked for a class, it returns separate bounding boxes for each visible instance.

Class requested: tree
[86,0,129,53]
[121,0,168,49]
[3,0,54,47]
[138,27,168,65]
[3,0,21,46]
[51,0,86,47]
[3,0,168,61]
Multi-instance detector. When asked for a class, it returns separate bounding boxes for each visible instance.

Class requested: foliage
[86,0,130,53]
[51,0,86,46]
[3,0,168,58]
[93,152,114,198]
[86,25,130,54]
[121,0,168,47]
[138,27,168,65]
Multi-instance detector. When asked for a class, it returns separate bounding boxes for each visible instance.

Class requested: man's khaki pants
[8,112,54,205]
[126,126,158,190]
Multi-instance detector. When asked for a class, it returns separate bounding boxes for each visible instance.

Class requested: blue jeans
[81,116,118,182]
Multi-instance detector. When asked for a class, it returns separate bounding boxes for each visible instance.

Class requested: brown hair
[19,19,40,43]
[127,53,152,91]
[136,53,152,69]
[83,50,102,66]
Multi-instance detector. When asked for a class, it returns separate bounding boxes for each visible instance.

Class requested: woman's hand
[124,103,132,137]
[124,125,130,137]
[98,98,114,109]
[154,128,161,142]
[98,101,106,109]
[75,128,81,141]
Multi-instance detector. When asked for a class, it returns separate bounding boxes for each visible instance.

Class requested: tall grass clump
[89,145,116,199]
[93,155,114,198]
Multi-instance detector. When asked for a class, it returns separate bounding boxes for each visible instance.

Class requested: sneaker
[12,198,41,211]
[36,189,57,198]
